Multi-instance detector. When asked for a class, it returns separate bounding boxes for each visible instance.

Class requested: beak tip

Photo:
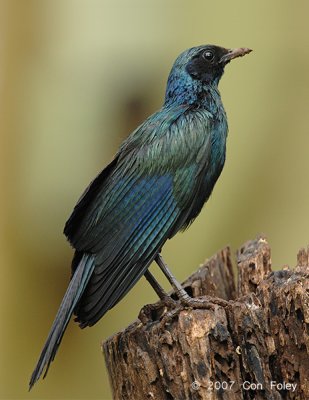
[220,47,253,63]
[235,47,253,57]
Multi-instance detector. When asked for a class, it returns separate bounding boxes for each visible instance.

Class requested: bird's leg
[144,270,176,307]
[154,254,192,302]
[139,270,177,324]
[155,253,228,309]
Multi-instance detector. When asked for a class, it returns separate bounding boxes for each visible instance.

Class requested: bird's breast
[182,109,228,227]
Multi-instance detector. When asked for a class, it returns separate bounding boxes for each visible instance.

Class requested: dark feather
[29,254,95,389]
[29,43,252,388]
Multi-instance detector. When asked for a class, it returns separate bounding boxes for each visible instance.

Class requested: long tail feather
[29,253,95,390]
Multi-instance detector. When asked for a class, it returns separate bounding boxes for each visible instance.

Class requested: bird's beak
[219,47,252,64]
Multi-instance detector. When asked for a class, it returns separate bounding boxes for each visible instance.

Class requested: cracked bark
[103,236,309,400]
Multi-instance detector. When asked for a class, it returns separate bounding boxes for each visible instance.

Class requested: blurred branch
[103,237,309,399]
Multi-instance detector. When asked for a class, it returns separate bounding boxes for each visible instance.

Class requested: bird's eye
[203,50,214,61]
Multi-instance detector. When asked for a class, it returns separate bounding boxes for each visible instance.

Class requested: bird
[29,44,252,389]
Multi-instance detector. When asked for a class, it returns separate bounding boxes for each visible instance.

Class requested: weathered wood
[237,236,271,296]
[103,237,309,399]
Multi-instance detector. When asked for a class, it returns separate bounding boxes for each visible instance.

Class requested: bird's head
[165,45,252,106]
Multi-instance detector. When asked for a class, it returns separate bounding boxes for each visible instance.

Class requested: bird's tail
[29,253,95,390]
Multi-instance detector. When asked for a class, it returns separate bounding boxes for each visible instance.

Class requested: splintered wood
[103,237,309,400]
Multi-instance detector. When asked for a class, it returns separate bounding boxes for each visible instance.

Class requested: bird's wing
[64,105,213,326]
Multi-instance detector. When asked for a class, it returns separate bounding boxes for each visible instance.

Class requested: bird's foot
[159,303,183,326]
[139,293,229,326]
[158,295,230,328]
[138,295,178,324]
[162,294,178,308]
[178,292,229,310]
[154,253,229,311]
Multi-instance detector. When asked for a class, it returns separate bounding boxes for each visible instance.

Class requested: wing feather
[75,175,179,326]
[64,106,213,327]
[78,175,174,301]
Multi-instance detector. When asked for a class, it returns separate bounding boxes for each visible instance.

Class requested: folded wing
[64,106,212,327]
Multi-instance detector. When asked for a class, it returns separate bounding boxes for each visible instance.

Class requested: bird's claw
[139,293,229,325]
[178,292,229,310]
[162,295,178,309]
[159,304,183,326]
[159,295,229,326]
[138,295,178,324]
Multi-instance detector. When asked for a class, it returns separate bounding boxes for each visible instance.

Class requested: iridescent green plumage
[30,44,251,389]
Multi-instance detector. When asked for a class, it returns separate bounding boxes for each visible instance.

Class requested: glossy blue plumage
[30,44,251,388]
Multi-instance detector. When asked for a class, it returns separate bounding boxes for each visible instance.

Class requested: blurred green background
[1,0,309,399]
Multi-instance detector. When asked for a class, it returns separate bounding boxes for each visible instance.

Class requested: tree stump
[103,237,309,399]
